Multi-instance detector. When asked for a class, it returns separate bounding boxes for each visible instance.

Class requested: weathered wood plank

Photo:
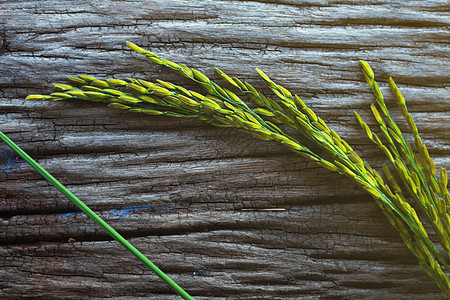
[0,0,449,298]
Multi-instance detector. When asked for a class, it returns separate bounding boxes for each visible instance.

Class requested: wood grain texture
[0,0,449,298]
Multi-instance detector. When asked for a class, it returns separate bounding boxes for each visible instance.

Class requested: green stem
[0,130,194,300]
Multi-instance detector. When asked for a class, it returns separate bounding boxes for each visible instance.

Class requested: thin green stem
[0,130,194,300]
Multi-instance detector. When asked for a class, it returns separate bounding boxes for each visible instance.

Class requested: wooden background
[0,0,449,299]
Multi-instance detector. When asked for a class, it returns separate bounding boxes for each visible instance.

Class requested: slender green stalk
[0,131,193,300]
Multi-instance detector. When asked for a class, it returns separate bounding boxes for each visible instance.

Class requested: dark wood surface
[0,0,449,298]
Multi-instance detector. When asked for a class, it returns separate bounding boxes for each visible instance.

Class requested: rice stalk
[25,42,450,296]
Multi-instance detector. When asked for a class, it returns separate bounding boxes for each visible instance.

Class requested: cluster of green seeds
[26,42,450,295]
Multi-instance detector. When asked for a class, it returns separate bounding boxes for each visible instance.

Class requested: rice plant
[26,42,450,296]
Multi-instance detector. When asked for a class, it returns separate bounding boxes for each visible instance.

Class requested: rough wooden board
[0,0,449,298]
